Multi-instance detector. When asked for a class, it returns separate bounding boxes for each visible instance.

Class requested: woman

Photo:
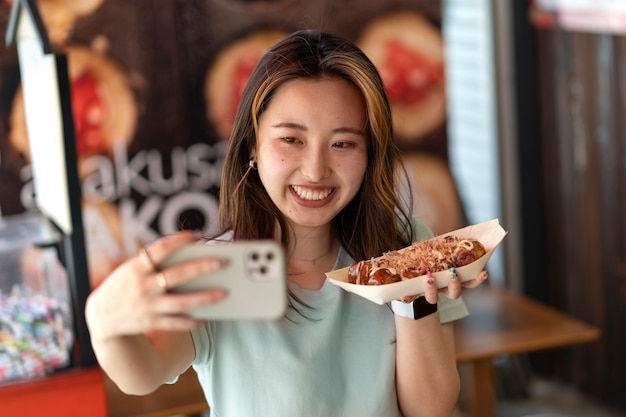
[86,30,488,417]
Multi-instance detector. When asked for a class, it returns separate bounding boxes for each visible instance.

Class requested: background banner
[0,0,459,287]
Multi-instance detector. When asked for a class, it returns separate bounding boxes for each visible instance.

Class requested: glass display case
[0,212,74,384]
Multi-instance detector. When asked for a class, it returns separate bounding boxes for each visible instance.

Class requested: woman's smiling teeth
[291,185,334,201]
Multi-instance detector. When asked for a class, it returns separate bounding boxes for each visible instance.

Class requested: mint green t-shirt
[189,219,469,417]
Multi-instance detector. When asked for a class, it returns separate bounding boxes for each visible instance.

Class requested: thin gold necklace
[292,243,336,264]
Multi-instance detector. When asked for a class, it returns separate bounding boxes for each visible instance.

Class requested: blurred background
[0,0,624,416]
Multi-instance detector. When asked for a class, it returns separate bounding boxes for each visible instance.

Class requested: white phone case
[160,240,287,320]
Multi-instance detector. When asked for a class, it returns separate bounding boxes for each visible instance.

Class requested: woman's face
[255,77,368,231]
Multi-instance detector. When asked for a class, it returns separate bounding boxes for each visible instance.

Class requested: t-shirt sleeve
[437,294,469,323]
[166,328,206,384]
[190,322,215,365]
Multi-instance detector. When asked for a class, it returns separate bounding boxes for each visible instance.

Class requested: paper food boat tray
[325,219,508,305]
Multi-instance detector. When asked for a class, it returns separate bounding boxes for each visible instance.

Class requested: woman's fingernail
[213,289,228,300]
[482,271,489,280]
[450,267,458,281]
[426,273,435,285]
[210,258,229,268]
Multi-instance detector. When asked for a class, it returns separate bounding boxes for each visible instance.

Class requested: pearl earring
[249,160,257,170]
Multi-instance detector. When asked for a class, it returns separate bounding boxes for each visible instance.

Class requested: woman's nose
[301,148,330,181]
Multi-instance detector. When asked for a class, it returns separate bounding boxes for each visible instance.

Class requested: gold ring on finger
[156,271,168,291]
[139,246,157,272]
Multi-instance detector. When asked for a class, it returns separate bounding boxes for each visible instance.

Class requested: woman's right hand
[85,230,228,342]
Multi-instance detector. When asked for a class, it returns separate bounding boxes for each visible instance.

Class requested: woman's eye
[332,141,353,148]
[281,136,299,143]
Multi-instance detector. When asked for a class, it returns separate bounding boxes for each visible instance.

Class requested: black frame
[5,0,95,367]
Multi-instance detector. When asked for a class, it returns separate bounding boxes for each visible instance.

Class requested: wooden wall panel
[535,29,626,412]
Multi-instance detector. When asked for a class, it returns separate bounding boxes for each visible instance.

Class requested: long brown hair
[219,30,414,260]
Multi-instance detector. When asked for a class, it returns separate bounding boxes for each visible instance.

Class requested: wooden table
[454,286,600,417]
[105,286,600,417]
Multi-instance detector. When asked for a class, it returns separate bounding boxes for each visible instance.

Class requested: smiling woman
[86,30,489,417]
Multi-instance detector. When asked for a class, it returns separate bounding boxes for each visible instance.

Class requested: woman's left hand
[400,269,489,304]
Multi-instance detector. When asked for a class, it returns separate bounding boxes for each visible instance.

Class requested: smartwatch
[390,297,438,320]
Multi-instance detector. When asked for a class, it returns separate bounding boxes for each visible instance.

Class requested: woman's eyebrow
[333,126,365,135]
[272,122,307,131]
[272,122,363,135]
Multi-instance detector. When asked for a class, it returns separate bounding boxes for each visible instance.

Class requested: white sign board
[535,0,626,34]
[15,11,72,234]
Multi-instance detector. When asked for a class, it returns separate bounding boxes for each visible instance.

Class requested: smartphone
[160,240,287,320]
